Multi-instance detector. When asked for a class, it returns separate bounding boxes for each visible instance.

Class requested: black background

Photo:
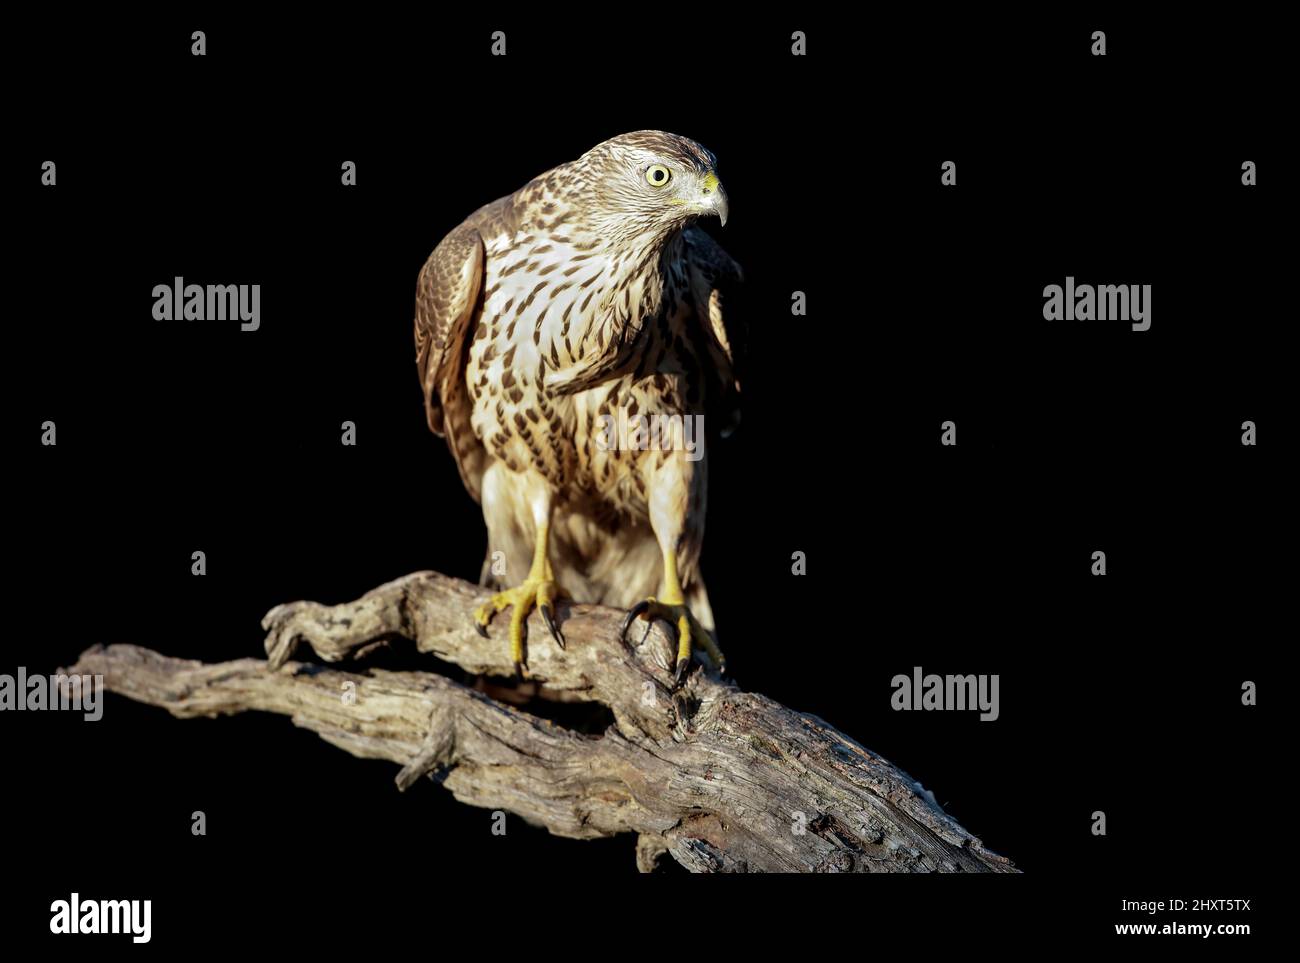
[6,8,1282,949]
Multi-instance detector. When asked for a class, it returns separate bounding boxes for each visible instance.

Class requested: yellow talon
[473,519,565,672]
[474,576,564,672]
[620,594,725,686]
[622,541,726,683]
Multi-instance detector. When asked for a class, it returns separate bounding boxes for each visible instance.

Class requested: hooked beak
[701,171,729,227]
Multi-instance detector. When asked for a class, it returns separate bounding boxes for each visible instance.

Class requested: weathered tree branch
[66,571,1015,873]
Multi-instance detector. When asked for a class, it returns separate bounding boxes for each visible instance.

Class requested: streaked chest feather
[466,230,703,508]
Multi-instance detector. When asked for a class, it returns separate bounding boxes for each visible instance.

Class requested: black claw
[672,657,691,689]
[620,600,651,645]
[540,604,565,649]
[474,620,489,638]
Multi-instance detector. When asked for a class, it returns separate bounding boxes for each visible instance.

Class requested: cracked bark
[64,570,1016,874]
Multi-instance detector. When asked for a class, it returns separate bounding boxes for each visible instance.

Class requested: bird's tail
[686,576,717,633]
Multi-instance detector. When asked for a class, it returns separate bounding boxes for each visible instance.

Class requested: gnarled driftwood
[65,570,1015,874]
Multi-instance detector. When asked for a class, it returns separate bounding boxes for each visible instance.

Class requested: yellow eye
[645,164,672,187]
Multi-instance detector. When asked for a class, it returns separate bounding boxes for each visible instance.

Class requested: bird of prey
[414,131,741,684]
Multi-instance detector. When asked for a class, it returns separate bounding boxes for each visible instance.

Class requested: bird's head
[579,130,729,240]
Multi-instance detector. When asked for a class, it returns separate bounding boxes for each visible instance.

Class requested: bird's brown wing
[683,227,745,437]
[414,222,488,502]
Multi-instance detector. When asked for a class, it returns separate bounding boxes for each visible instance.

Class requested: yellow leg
[473,520,564,674]
[620,546,726,687]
